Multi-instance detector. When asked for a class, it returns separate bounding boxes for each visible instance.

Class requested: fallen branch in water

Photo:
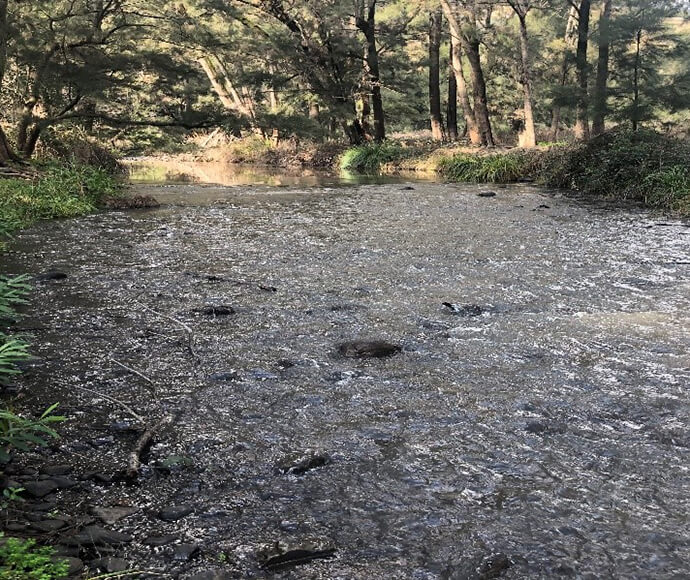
[127,415,173,479]
[109,358,155,386]
[134,300,198,359]
[71,385,144,424]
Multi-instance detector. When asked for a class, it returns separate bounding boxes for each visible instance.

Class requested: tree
[355,0,386,141]
[570,0,592,140]
[429,8,444,141]
[507,0,537,147]
[447,38,459,140]
[592,0,613,135]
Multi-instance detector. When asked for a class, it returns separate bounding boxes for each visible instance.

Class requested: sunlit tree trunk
[592,0,612,136]
[463,36,494,147]
[573,0,591,141]
[429,9,444,141]
[441,0,480,145]
[631,27,641,132]
[508,1,536,148]
[550,3,578,141]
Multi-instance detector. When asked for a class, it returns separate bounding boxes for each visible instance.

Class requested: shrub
[340,142,407,173]
[0,535,69,579]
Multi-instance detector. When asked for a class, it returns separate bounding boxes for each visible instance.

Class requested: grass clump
[437,152,534,183]
[0,164,122,237]
[340,142,407,173]
[538,129,690,213]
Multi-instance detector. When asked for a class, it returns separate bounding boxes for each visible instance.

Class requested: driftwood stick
[134,301,198,358]
[109,358,155,385]
[126,415,173,479]
[71,385,144,423]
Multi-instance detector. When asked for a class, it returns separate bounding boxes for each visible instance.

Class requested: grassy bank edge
[0,163,125,578]
[339,130,690,215]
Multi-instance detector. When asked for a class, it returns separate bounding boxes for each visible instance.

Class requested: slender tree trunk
[357,1,385,142]
[463,37,494,147]
[632,27,641,132]
[441,0,480,145]
[0,0,18,163]
[592,0,612,136]
[516,12,536,148]
[429,9,444,141]
[550,4,579,140]
[447,46,458,141]
[574,0,591,141]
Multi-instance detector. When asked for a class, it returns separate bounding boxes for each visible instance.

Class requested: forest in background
[0,0,689,161]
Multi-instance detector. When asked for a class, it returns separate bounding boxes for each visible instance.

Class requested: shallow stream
[3,171,689,578]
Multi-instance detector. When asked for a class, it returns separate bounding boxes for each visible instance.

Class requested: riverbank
[339,130,690,215]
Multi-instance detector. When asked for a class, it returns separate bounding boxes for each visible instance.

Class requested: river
[3,165,689,578]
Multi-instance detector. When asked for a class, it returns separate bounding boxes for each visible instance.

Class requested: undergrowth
[0,534,68,579]
[340,142,407,173]
[437,152,535,183]
[0,164,122,238]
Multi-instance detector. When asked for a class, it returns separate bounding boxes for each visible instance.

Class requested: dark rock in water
[442,303,483,317]
[60,557,84,576]
[278,451,331,476]
[401,186,415,191]
[193,305,235,316]
[259,284,278,292]
[143,535,178,546]
[259,540,337,571]
[337,340,401,359]
[205,275,225,282]
[63,525,133,546]
[477,191,497,198]
[23,480,59,498]
[92,506,138,525]
[478,553,512,579]
[525,420,566,435]
[159,505,194,521]
[50,476,78,489]
[41,465,72,476]
[35,271,68,282]
[103,194,160,209]
[189,570,234,580]
[172,543,200,561]
[251,368,279,381]
[277,359,295,370]
[533,204,550,210]
[90,557,129,573]
[208,371,240,382]
[30,519,67,533]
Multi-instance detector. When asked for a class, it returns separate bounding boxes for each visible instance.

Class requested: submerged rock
[442,303,484,317]
[23,480,60,498]
[259,540,337,571]
[477,191,497,198]
[337,340,401,359]
[143,535,178,546]
[35,270,68,282]
[63,525,133,546]
[172,543,200,561]
[193,305,235,316]
[278,451,331,476]
[92,506,138,525]
[90,557,129,573]
[103,194,160,209]
[159,505,194,521]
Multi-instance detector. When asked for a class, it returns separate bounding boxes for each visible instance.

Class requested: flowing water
[4,168,689,579]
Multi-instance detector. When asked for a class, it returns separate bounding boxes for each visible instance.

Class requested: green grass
[437,152,535,183]
[340,142,407,173]
[0,534,68,579]
[0,164,122,238]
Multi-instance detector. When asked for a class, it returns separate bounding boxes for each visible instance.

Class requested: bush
[37,126,122,174]
[537,129,690,211]
[0,535,68,579]
[340,142,407,173]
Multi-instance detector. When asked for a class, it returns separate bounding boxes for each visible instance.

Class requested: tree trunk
[574,0,591,141]
[447,46,458,141]
[631,27,641,132]
[429,9,444,141]
[592,0,612,136]
[463,37,494,147]
[550,3,579,141]
[517,12,536,148]
[440,0,480,145]
[357,1,385,142]
[0,0,17,163]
